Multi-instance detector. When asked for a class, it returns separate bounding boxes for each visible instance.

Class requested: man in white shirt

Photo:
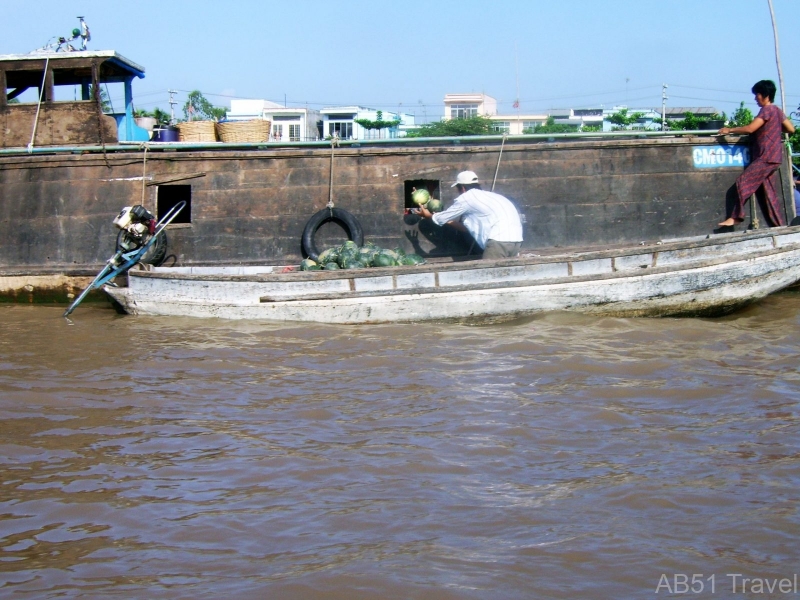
[417,170,523,259]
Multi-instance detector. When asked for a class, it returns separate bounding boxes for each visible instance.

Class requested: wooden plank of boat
[103,227,800,323]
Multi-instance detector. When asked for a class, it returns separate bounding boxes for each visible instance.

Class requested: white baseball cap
[451,170,480,187]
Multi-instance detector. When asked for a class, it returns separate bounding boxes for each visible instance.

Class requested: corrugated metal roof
[664,107,719,116]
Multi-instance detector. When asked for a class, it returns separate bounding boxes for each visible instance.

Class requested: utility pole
[661,84,668,131]
[168,89,177,125]
[767,0,786,113]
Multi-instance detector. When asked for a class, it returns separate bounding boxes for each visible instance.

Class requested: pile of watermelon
[301,240,426,271]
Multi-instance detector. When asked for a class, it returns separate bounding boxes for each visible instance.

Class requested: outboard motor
[111,205,166,267]
[63,200,185,318]
[113,205,156,251]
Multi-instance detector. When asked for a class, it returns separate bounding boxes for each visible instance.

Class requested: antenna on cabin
[77,17,91,50]
[32,16,91,53]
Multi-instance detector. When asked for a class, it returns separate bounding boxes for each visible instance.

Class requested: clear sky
[4,0,799,122]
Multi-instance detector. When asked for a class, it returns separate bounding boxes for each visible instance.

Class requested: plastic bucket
[153,127,179,142]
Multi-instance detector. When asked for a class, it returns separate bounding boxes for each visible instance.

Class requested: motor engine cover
[113,205,155,231]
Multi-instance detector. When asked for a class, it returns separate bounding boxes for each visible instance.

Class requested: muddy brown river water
[1,296,799,599]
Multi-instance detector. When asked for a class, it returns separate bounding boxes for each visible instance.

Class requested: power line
[125,82,800,117]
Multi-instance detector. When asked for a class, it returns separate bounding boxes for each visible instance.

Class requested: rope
[477,134,507,253]
[327,134,339,211]
[141,143,149,205]
[91,62,111,168]
[491,134,507,192]
[27,57,49,153]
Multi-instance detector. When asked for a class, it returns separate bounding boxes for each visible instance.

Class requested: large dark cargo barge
[0,50,796,303]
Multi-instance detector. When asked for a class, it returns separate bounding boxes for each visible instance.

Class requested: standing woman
[718,80,795,227]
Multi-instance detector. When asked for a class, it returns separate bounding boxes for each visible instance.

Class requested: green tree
[657,110,728,131]
[661,111,703,131]
[88,85,112,113]
[182,90,226,121]
[405,115,497,137]
[728,102,753,128]
[530,116,579,134]
[607,108,645,130]
[151,107,172,127]
[135,107,172,127]
[790,122,799,167]
[354,110,401,138]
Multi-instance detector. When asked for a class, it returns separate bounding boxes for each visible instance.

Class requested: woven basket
[216,120,271,143]
[176,121,217,142]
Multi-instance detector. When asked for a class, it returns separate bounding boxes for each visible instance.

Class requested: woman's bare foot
[718,218,743,227]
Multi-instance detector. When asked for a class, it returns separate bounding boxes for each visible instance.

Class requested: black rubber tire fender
[116,230,169,267]
[301,208,364,261]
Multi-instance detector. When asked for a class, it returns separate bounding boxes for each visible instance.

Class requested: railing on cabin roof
[0,129,746,156]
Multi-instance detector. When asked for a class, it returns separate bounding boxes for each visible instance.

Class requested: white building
[443,93,547,134]
[227,99,322,142]
[443,93,497,120]
[548,108,605,129]
[319,106,414,140]
[488,114,549,135]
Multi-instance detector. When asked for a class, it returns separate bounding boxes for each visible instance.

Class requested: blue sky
[5,0,800,122]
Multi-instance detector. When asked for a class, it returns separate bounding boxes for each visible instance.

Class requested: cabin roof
[0,50,145,81]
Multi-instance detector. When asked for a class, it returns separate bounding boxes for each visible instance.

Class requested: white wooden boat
[104,227,800,323]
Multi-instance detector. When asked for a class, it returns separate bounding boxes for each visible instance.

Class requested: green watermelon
[381,249,400,262]
[411,189,430,205]
[340,254,364,269]
[401,254,426,265]
[337,247,358,267]
[317,247,339,264]
[323,262,340,270]
[359,247,377,264]
[340,240,359,253]
[300,259,318,271]
[427,198,443,212]
[372,253,396,267]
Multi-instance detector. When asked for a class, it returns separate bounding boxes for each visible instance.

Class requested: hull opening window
[404,179,441,210]
[157,185,192,224]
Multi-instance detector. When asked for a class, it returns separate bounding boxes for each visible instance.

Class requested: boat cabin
[0,50,148,147]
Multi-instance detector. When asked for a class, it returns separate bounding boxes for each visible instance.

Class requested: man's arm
[418,204,468,231]
[782,117,796,135]
[418,205,433,219]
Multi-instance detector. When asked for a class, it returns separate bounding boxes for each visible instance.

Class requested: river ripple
[1,295,799,599]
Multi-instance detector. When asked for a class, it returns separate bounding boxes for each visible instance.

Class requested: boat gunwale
[251,243,800,304]
[128,226,800,284]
